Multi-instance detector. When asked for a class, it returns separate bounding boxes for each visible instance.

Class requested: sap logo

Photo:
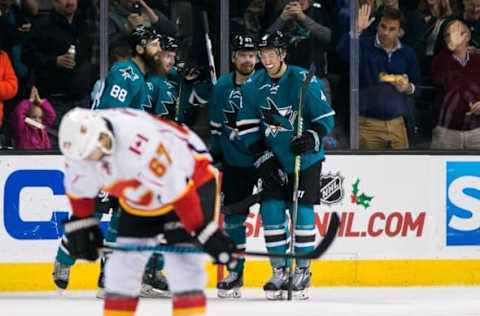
[446,162,480,246]
[4,169,108,240]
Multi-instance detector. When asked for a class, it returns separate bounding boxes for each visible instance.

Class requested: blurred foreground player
[58,107,237,316]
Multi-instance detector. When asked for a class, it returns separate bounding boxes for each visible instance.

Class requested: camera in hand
[132,1,140,13]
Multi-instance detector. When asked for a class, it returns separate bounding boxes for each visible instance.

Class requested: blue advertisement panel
[446,161,480,246]
[3,169,108,240]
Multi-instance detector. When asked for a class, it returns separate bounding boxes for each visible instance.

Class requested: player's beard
[237,63,255,76]
[141,51,159,71]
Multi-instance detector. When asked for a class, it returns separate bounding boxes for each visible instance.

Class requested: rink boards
[0,154,480,291]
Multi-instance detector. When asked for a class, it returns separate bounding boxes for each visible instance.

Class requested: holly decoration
[351,178,373,209]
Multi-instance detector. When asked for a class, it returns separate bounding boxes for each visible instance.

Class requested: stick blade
[241,212,339,260]
[305,212,339,259]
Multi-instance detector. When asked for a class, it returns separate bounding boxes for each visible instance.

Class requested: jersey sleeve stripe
[238,127,260,136]
[312,110,335,122]
[237,119,261,126]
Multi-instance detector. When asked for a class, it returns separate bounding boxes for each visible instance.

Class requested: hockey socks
[172,291,206,316]
[103,296,138,316]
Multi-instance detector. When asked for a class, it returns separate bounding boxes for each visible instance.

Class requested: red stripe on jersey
[173,160,218,232]
[191,159,214,187]
[172,292,206,309]
[67,195,95,218]
[173,185,204,233]
[104,296,139,312]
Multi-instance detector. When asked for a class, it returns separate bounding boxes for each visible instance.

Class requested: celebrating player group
[54,24,335,316]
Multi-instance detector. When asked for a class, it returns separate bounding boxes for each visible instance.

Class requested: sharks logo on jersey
[140,94,153,112]
[261,97,297,137]
[120,66,140,81]
[224,100,241,140]
[222,88,243,139]
[161,91,177,118]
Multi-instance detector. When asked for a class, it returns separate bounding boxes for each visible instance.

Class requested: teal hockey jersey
[93,60,152,110]
[148,67,211,126]
[209,72,255,167]
[236,65,335,173]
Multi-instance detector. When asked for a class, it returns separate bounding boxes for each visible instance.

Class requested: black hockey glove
[94,190,118,214]
[195,223,237,267]
[62,216,103,261]
[290,130,321,155]
[254,151,287,191]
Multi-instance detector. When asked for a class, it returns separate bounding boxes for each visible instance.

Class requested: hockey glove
[62,216,103,261]
[94,190,118,214]
[195,223,237,267]
[290,130,321,155]
[254,151,287,191]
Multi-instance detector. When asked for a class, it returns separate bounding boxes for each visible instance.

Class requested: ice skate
[53,261,71,291]
[217,271,243,298]
[290,266,311,300]
[263,267,288,300]
[140,269,171,298]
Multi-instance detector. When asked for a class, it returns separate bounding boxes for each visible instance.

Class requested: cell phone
[132,1,140,14]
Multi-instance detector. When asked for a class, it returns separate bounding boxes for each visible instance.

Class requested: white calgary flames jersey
[64,108,212,216]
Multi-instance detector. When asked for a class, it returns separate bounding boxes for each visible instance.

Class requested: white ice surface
[0,287,479,316]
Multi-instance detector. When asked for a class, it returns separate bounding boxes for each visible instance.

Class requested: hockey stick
[24,117,58,137]
[288,63,316,300]
[222,192,261,215]
[201,11,217,85]
[102,212,339,260]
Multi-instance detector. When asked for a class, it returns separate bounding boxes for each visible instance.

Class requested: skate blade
[56,288,66,296]
[217,288,241,299]
[265,290,285,300]
[96,288,105,299]
[292,289,309,300]
[140,287,171,298]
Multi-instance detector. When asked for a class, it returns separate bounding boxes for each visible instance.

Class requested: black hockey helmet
[160,36,179,51]
[231,35,257,51]
[257,30,288,49]
[128,25,160,50]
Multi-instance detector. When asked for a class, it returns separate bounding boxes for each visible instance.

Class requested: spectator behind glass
[265,1,332,85]
[414,0,456,146]
[0,49,18,128]
[336,4,420,149]
[10,86,56,149]
[108,0,176,46]
[244,0,286,38]
[460,0,480,52]
[23,0,92,146]
[417,0,457,78]
[0,0,36,95]
[431,20,480,149]
[362,0,425,55]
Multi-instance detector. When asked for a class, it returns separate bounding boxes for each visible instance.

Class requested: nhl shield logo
[320,173,344,204]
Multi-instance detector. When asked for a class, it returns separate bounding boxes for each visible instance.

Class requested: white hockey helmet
[58,108,115,160]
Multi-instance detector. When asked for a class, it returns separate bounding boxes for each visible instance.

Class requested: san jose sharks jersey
[92,60,152,111]
[148,67,211,126]
[209,72,254,167]
[236,65,335,173]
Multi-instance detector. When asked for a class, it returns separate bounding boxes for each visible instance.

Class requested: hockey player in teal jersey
[148,35,211,126]
[92,25,161,111]
[209,35,258,299]
[94,26,169,298]
[236,31,335,300]
[53,26,169,298]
